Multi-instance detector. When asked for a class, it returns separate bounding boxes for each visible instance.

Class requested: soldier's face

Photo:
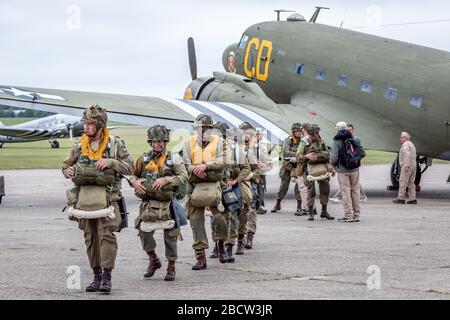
[150,140,166,152]
[198,127,212,142]
[84,122,98,138]
[311,132,319,141]
[256,132,263,141]
[292,131,301,139]
[347,126,354,134]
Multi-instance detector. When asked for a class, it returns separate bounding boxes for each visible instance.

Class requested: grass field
[0,125,431,169]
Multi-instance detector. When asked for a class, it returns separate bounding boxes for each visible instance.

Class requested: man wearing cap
[255,128,273,214]
[62,105,134,293]
[393,132,417,204]
[182,114,228,269]
[331,121,366,222]
[297,124,335,221]
[131,125,188,281]
[271,123,303,214]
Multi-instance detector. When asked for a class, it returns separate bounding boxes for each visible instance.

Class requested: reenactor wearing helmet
[239,122,262,251]
[62,105,134,293]
[182,114,228,269]
[271,123,303,214]
[224,126,252,258]
[254,127,273,214]
[130,125,188,281]
[209,121,231,260]
[297,124,335,221]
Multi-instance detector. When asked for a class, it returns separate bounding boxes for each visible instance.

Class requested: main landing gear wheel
[49,140,60,149]
[388,155,427,191]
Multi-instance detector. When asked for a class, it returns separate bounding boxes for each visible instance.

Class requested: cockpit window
[410,93,423,108]
[239,34,250,50]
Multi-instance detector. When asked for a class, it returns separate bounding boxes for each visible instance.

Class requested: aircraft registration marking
[243,37,273,82]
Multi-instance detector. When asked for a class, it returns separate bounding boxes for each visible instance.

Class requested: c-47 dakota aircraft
[1,8,449,188]
[0,113,83,148]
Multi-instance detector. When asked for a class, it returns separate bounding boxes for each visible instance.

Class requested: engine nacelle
[183,71,276,110]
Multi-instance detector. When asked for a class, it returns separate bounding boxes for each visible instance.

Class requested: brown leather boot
[164,261,176,281]
[245,232,254,249]
[308,207,315,221]
[99,268,112,293]
[85,267,102,292]
[235,234,245,255]
[270,199,282,213]
[192,250,207,270]
[217,240,229,264]
[144,250,162,278]
[320,205,335,220]
[209,241,219,258]
[226,244,235,263]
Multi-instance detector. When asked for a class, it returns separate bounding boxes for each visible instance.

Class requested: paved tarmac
[0,164,449,300]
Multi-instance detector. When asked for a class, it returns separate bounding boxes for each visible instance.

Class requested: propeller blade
[188,37,197,80]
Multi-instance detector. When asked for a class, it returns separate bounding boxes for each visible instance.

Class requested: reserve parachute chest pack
[136,151,176,202]
[72,137,118,187]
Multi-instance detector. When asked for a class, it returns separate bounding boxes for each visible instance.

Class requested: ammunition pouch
[189,169,224,184]
[72,162,116,186]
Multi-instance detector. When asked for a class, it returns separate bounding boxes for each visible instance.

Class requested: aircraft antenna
[309,6,330,23]
[274,9,295,21]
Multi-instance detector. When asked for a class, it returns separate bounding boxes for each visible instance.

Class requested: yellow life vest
[189,134,219,165]
[80,127,110,161]
[145,151,168,174]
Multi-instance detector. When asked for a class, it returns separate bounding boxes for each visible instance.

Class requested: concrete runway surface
[0,164,449,300]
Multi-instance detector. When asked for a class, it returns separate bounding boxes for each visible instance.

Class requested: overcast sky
[1,0,449,98]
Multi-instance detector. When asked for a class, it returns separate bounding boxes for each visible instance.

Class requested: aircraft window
[295,63,305,76]
[239,34,249,49]
[361,80,372,93]
[410,93,423,108]
[384,86,398,101]
[315,68,326,81]
[338,73,348,87]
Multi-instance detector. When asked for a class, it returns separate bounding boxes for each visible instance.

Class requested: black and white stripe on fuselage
[162,98,289,145]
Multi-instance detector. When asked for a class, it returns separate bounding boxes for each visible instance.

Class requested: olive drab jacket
[296,138,330,175]
[62,135,134,230]
[281,136,301,171]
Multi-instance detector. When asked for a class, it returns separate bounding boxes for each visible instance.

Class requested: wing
[0,85,290,144]
[0,127,58,138]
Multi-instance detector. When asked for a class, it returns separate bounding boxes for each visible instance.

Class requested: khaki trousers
[296,176,310,210]
[82,219,118,269]
[188,205,228,257]
[337,171,361,219]
[139,228,178,262]
[276,168,301,201]
[398,166,416,201]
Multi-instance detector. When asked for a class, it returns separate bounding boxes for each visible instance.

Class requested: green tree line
[0,106,53,118]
